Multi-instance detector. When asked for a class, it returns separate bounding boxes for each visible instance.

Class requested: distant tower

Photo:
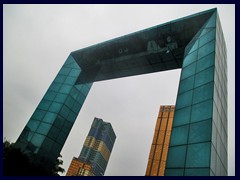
[146,105,175,176]
[66,117,116,176]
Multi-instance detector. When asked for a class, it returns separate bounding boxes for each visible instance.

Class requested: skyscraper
[145,105,175,176]
[14,8,227,175]
[66,118,116,176]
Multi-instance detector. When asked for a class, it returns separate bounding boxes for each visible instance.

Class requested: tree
[3,139,65,176]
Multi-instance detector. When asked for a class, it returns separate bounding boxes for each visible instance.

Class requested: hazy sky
[3,4,235,176]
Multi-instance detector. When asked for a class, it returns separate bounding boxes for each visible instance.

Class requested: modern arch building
[14,8,227,176]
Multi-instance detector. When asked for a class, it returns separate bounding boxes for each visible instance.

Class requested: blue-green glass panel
[166,145,187,168]
[53,115,65,129]
[176,90,193,109]
[181,62,196,80]
[48,126,60,140]
[185,168,210,176]
[65,95,75,109]
[199,27,214,37]
[30,133,45,148]
[50,142,62,158]
[38,100,51,110]
[69,69,80,77]
[42,112,56,124]
[41,137,54,152]
[26,120,40,132]
[198,40,215,59]
[56,131,68,145]
[36,122,51,135]
[54,93,68,103]
[193,82,214,104]
[31,109,46,121]
[59,67,71,76]
[170,125,189,146]
[186,142,211,168]
[188,40,199,54]
[44,91,57,101]
[183,50,198,67]
[179,76,194,94]
[199,29,216,47]
[70,87,79,99]
[60,105,70,119]
[64,55,75,65]
[64,76,76,85]
[77,93,86,104]
[72,101,82,114]
[194,66,214,88]
[196,52,215,73]
[49,82,62,92]
[49,102,62,113]
[54,75,67,83]
[65,62,80,69]
[164,169,184,176]
[62,120,73,134]
[189,119,212,144]
[191,99,213,123]
[205,13,216,28]
[67,111,77,123]
[59,85,72,94]
[81,85,90,96]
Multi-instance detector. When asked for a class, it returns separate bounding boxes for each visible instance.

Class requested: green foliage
[3,139,65,176]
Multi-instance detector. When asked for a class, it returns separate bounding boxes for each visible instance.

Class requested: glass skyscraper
[14,8,227,175]
[146,105,175,176]
[66,118,116,176]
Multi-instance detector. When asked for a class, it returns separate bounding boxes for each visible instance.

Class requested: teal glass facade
[14,8,227,175]
[14,55,92,169]
[165,11,227,176]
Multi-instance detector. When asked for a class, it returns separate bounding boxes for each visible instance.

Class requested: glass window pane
[44,91,57,101]
[69,69,80,77]
[81,85,90,96]
[49,82,62,92]
[54,93,67,103]
[42,112,56,124]
[67,111,77,123]
[53,115,65,129]
[199,29,216,47]
[26,120,40,132]
[196,52,215,73]
[59,85,72,94]
[36,122,51,135]
[31,109,46,121]
[179,76,194,94]
[64,76,76,85]
[54,75,67,83]
[186,142,211,168]
[38,100,51,111]
[170,125,189,146]
[194,66,214,88]
[59,67,71,76]
[30,133,45,148]
[164,169,184,176]
[176,90,193,109]
[198,40,215,59]
[60,105,70,119]
[189,119,212,144]
[49,102,62,113]
[181,62,196,80]
[185,168,210,176]
[183,50,197,67]
[48,126,60,140]
[191,99,213,123]
[56,131,68,145]
[41,137,54,152]
[166,145,187,168]
[193,82,214,104]
[173,106,191,127]
[65,96,75,109]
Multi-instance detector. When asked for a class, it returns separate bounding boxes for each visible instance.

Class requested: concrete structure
[14,8,227,175]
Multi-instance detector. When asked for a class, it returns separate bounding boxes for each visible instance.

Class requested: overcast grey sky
[3,4,235,176]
